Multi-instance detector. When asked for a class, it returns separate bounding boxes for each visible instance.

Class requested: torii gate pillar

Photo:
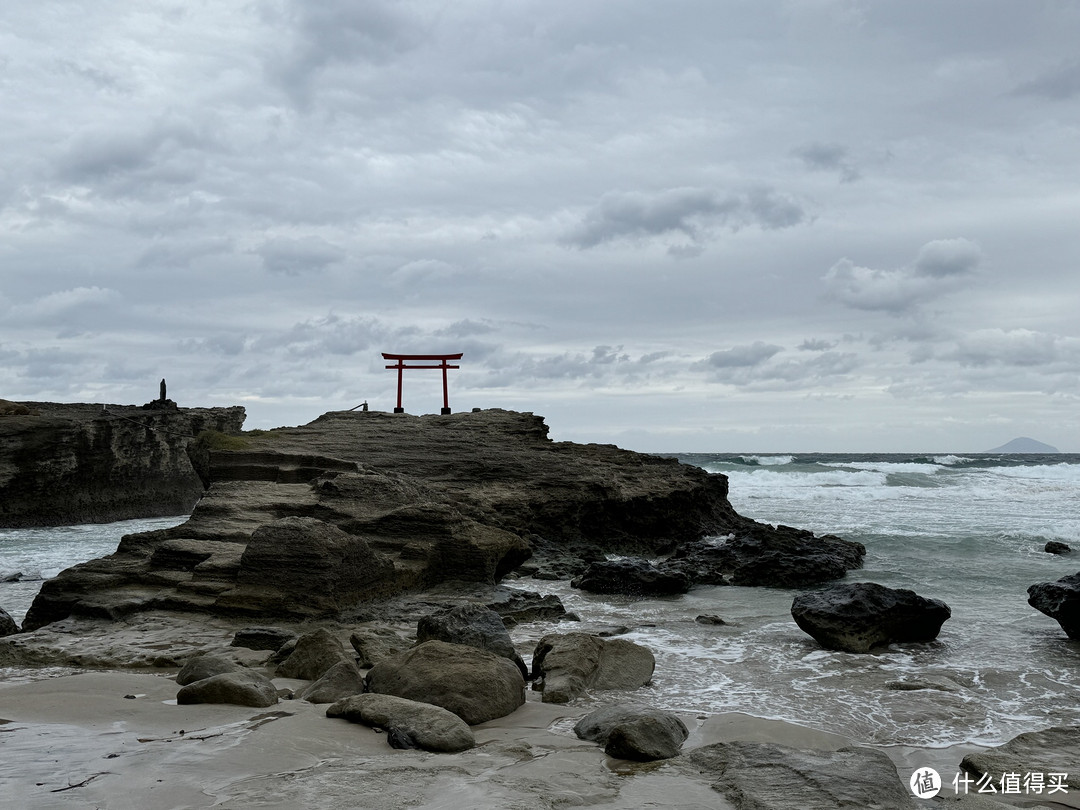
[382,353,463,414]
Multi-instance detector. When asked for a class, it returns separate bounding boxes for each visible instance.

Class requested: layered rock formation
[0,401,245,527]
[22,408,855,631]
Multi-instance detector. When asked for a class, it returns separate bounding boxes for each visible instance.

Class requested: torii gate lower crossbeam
[382,353,463,414]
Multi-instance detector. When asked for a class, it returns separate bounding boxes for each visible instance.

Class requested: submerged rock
[790,582,951,653]
[571,558,691,596]
[1027,572,1080,639]
[1044,541,1071,555]
[365,639,525,725]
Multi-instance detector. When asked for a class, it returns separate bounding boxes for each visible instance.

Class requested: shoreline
[2,667,968,810]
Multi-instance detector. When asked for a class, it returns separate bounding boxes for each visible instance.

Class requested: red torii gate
[382,352,462,414]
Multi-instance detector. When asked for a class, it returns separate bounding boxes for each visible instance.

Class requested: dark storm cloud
[564,187,805,250]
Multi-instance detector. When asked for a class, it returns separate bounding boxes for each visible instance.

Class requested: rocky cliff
[22,408,861,630]
[0,401,246,528]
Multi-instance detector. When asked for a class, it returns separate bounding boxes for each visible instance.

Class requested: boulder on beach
[681,741,915,809]
[484,587,568,626]
[297,660,366,704]
[416,602,529,679]
[0,607,18,637]
[790,582,951,653]
[365,639,525,725]
[574,704,689,761]
[349,627,412,669]
[176,668,279,708]
[327,693,475,753]
[176,652,248,686]
[571,558,692,596]
[530,632,655,704]
[275,627,353,680]
[1026,572,1080,640]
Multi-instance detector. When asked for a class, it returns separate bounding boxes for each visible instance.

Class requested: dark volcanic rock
[791,582,951,653]
[1044,540,1072,555]
[365,639,525,725]
[484,588,567,626]
[681,741,916,809]
[574,704,689,761]
[571,559,691,596]
[1027,572,1080,639]
[0,401,245,528]
[416,603,529,680]
[669,524,865,588]
[0,607,18,636]
[231,626,297,652]
[21,408,841,630]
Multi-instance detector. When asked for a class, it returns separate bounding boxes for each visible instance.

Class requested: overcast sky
[3,1,1079,452]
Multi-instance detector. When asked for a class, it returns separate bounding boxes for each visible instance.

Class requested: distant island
[986,437,1060,453]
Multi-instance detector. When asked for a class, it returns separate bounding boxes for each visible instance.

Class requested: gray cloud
[1012,60,1080,100]
[698,342,784,369]
[563,187,805,250]
[824,238,982,314]
[254,236,347,276]
[793,142,860,182]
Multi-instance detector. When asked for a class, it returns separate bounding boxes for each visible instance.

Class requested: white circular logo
[910,767,941,799]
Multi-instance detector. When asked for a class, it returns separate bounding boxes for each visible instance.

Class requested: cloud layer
[2,1,1078,451]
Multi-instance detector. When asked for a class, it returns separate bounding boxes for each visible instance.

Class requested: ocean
[2,453,1079,753]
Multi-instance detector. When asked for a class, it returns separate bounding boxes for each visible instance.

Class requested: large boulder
[531,633,655,704]
[574,704,688,761]
[571,559,691,596]
[484,588,568,626]
[365,640,525,725]
[297,660,366,704]
[0,607,18,637]
[176,669,278,708]
[349,627,412,668]
[681,741,915,809]
[275,627,353,680]
[176,652,247,686]
[960,726,1080,794]
[791,582,951,653]
[219,517,395,617]
[416,602,528,679]
[326,693,475,753]
[1027,572,1080,639]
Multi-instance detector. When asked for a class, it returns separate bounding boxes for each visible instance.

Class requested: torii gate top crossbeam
[382,352,463,413]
